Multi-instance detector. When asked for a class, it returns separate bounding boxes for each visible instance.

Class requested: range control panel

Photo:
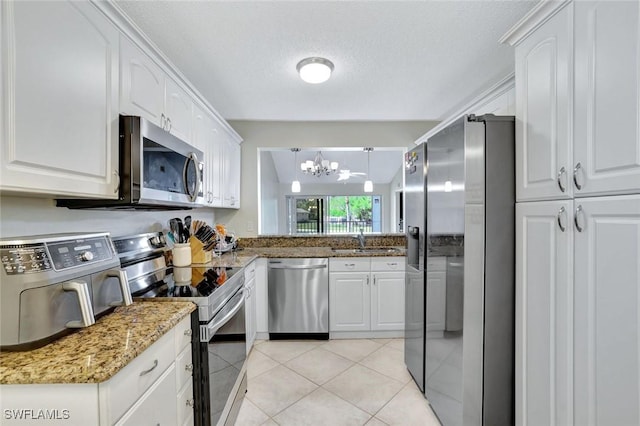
[1,236,114,275]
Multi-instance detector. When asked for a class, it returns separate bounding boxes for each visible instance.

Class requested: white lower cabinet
[244,260,257,354]
[329,257,405,334]
[516,200,573,426]
[516,195,640,426]
[0,315,194,426]
[254,258,269,339]
[115,364,177,426]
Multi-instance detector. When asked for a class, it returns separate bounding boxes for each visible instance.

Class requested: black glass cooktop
[132,266,242,299]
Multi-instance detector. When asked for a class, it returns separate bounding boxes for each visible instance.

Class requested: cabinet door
[515,4,573,201]
[574,195,640,426]
[425,271,446,332]
[573,1,640,197]
[222,137,241,208]
[515,200,573,426]
[120,36,165,126]
[164,78,193,144]
[209,127,224,207]
[1,1,119,198]
[116,364,178,426]
[245,277,257,354]
[329,272,370,332]
[371,272,405,331]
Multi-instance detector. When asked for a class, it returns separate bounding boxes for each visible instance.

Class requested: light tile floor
[235,339,441,425]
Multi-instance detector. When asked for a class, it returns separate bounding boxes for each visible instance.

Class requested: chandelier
[300,151,339,176]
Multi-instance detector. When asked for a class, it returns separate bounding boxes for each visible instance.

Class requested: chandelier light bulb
[297,57,334,84]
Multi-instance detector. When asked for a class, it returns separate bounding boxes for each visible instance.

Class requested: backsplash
[0,196,215,239]
[238,234,406,249]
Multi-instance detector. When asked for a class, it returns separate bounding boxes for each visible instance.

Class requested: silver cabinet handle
[186,399,195,407]
[573,162,583,190]
[113,170,120,194]
[373,276,376,285]
[106,269,133,306]
[62,280,96,328]
[160,113,166,130]
[574,205,584,232]
[166,117,172,132]
[366,275,370,285]
[345,263,356,268]
[557,206,566,232]
[185,363,193,372]
[184,329,192,336]
[139,359,158,376]
[557,166,566,192]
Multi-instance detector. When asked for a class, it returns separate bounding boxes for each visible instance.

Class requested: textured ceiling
[116,0,535,121]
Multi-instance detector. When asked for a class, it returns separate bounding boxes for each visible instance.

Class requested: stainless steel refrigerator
[404,114,515,426]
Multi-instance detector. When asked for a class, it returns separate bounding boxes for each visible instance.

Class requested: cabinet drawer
[177,379,195,426]
[175,346,193,391]
[174,315,193,355]
[371,257,405,272]
[426,256,446,272]
[330,257,370,272]
[100,327,175,423]
[115,363,177,426]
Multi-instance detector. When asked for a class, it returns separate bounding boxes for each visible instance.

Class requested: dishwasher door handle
[268,264,327,270]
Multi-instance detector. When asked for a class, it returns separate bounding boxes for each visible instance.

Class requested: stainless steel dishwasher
[268,258,329,339]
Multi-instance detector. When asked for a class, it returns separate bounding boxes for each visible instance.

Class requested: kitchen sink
[331,247,404,255]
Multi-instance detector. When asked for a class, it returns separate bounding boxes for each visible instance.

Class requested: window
[287,195,382,235]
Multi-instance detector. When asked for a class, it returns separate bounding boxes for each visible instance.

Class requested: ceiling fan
[337,169,366,181]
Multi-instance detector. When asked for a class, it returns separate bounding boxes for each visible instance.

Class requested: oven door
[198,287,247,426]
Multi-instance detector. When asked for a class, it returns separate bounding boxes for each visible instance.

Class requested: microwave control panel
[1,244,51,275]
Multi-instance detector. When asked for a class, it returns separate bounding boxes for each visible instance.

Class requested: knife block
[190,236,212,265]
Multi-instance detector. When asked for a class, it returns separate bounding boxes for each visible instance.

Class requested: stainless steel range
[112,232,247,426]
[0,232,132,351]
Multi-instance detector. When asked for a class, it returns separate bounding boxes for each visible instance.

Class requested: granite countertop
[0,301,195,385]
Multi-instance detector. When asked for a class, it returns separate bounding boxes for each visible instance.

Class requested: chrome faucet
[354,228,366,249]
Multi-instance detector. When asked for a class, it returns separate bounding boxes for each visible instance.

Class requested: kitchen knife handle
[62,280,96,328]
[107,269,133,306]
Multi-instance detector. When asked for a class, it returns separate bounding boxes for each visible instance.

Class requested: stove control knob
[81,251,94,262]
[16,265,25,273]
[149,236,161,246]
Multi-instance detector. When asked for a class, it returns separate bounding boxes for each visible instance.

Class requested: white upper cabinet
[120,36,193,145]
[222,137,241,209]
[119,36,165,125]
[573,1,640,197]
[164,78,193,144]
[1,1,120,198]
[513,4,573,202]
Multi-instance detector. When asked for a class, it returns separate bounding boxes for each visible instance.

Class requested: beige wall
[215,120,438,237]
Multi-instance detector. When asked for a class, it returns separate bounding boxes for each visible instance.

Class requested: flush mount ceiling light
[296,57,334,84]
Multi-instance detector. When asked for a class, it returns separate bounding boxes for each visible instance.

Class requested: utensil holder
[172,243,192,267]
[190,236,212,265]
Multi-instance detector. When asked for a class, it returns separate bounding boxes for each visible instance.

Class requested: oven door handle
[203,288,245,340]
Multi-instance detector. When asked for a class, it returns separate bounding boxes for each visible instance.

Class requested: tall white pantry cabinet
[502,1,640,425]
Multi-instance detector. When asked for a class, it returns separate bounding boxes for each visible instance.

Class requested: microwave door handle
[184,152,202,202]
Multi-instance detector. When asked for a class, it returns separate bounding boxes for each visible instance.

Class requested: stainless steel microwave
[58,115,204,210]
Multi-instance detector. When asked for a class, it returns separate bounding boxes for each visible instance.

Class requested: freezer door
[404,144,426,392]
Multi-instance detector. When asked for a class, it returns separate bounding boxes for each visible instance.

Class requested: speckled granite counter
[0,301,195,385]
